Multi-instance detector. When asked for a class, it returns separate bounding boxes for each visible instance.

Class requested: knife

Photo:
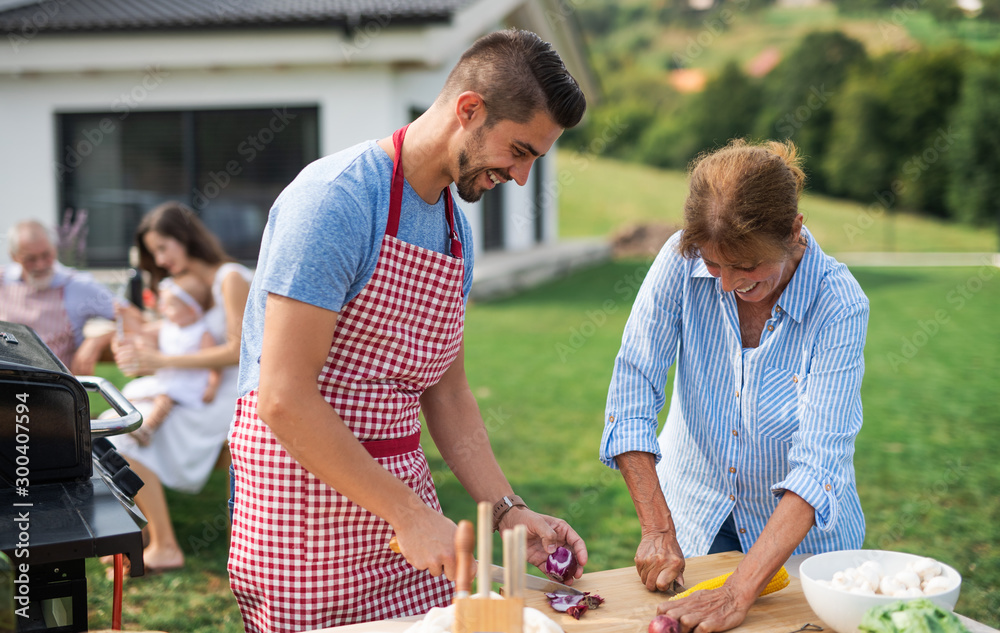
[388,536,584,595]
[489,564,584,596]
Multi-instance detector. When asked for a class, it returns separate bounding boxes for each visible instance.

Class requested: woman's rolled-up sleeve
[601,236,686,470]
[772,298,869,531]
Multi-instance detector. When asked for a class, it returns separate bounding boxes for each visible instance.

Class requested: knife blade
[488,564,584,595]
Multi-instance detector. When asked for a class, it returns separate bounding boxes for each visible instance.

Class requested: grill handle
[77,376,143,438]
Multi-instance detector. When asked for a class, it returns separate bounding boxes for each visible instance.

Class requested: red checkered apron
[229,125,464,632]
[0,281,75,367]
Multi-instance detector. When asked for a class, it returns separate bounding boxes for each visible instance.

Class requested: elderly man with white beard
[1,219,117,374]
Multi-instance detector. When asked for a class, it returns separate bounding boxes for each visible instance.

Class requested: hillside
[556,149,997,254]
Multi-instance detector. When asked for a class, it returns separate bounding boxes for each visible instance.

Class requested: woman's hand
[656,582,752,633]
[636,527,686,592]
[502,508,588,583]
[114,337,164,376]
[115,302,145,335]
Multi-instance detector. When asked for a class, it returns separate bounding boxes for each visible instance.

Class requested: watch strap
[491,494,527,532]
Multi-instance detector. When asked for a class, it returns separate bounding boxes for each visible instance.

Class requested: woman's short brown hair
[136,201,232,291]
[678,139,806,264]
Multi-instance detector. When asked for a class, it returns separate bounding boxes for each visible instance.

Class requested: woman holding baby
[112,201,252,572]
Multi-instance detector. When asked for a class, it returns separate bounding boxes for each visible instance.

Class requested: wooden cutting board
[521,551,826,633]
[322,552,828,632]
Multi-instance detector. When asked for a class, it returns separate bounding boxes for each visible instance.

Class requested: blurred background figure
[111,201,252,573]
[116,273,221,447]
[0,219,117,374]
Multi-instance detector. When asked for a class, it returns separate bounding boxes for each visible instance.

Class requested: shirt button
[739,528,747,534]
[735,391,740,398]
[729,494,735,501]
[793,375,799,383]
[732,430,739,437]
[825,483,832,491]
[729,467,736,474]
[767,325,774,332]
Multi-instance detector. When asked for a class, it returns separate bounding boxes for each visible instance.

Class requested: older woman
[113,201,252,572]
[601,139,868,631]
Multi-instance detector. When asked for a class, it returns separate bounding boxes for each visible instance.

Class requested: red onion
[545,592,605,620]
[544,546,579,583]
[648,614,681,633]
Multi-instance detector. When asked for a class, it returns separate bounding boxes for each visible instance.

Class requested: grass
[556,149,999,254]
[86,261,999,631]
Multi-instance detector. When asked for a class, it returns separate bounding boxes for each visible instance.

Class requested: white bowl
[799,549,962,633]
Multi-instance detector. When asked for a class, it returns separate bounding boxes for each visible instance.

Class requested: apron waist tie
[361,430,421,458]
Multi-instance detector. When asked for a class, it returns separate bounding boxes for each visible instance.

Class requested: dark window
[481,187,505,252]
[58,107,319,266]
[533,156,545,244]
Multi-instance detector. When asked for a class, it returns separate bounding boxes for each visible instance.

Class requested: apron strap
[388,125,463,259]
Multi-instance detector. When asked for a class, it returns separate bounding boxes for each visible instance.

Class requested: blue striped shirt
[601,227,868,557]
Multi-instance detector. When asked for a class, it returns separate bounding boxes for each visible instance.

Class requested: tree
[882,48,965,217]
[686,61,763,155]
[755,31,868,193]
[946,54,1000,232]
[821,65,896,202]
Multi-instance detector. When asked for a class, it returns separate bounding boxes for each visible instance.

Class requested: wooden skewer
[501,528,513,597]
[512,524,527,599]
[476,501,491,597]
[455,520,474,599]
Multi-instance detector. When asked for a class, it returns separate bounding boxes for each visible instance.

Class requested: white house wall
[0,62,413,264]
[0,10,572,265]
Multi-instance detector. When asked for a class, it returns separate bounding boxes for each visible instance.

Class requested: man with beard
[1,220,116,373]
[228,29,587,632]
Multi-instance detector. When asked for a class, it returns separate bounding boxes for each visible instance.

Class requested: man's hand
[70,332,111,375]
[501,508,588,583]
[657,583,751,633]
[391,509,459,580]
[636,527,686,592]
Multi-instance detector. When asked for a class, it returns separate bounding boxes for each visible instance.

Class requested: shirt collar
[775,226,822,323]
[688,226,824,323]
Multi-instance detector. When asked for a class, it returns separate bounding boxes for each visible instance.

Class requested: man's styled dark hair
[442,29,586,129]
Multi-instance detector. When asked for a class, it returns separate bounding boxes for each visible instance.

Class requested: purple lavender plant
[57,208,88,268]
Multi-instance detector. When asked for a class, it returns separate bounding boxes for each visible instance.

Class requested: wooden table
[320,551,998,633]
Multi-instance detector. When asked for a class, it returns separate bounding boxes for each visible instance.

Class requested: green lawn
[556,149,999,254]
[86,262,999,631]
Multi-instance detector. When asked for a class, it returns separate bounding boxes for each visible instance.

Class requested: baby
[122,273,220,446]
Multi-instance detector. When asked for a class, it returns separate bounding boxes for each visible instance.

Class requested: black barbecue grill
[0,320,147,632]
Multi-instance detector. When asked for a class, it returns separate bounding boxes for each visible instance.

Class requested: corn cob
[667,566,790,601]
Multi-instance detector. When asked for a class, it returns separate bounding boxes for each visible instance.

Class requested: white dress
[120,319,211,409]
[114,262,253,494]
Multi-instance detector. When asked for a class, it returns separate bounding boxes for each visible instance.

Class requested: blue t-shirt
[238,140,475,396]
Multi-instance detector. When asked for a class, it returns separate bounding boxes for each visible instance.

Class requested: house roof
[0,0,473,34]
